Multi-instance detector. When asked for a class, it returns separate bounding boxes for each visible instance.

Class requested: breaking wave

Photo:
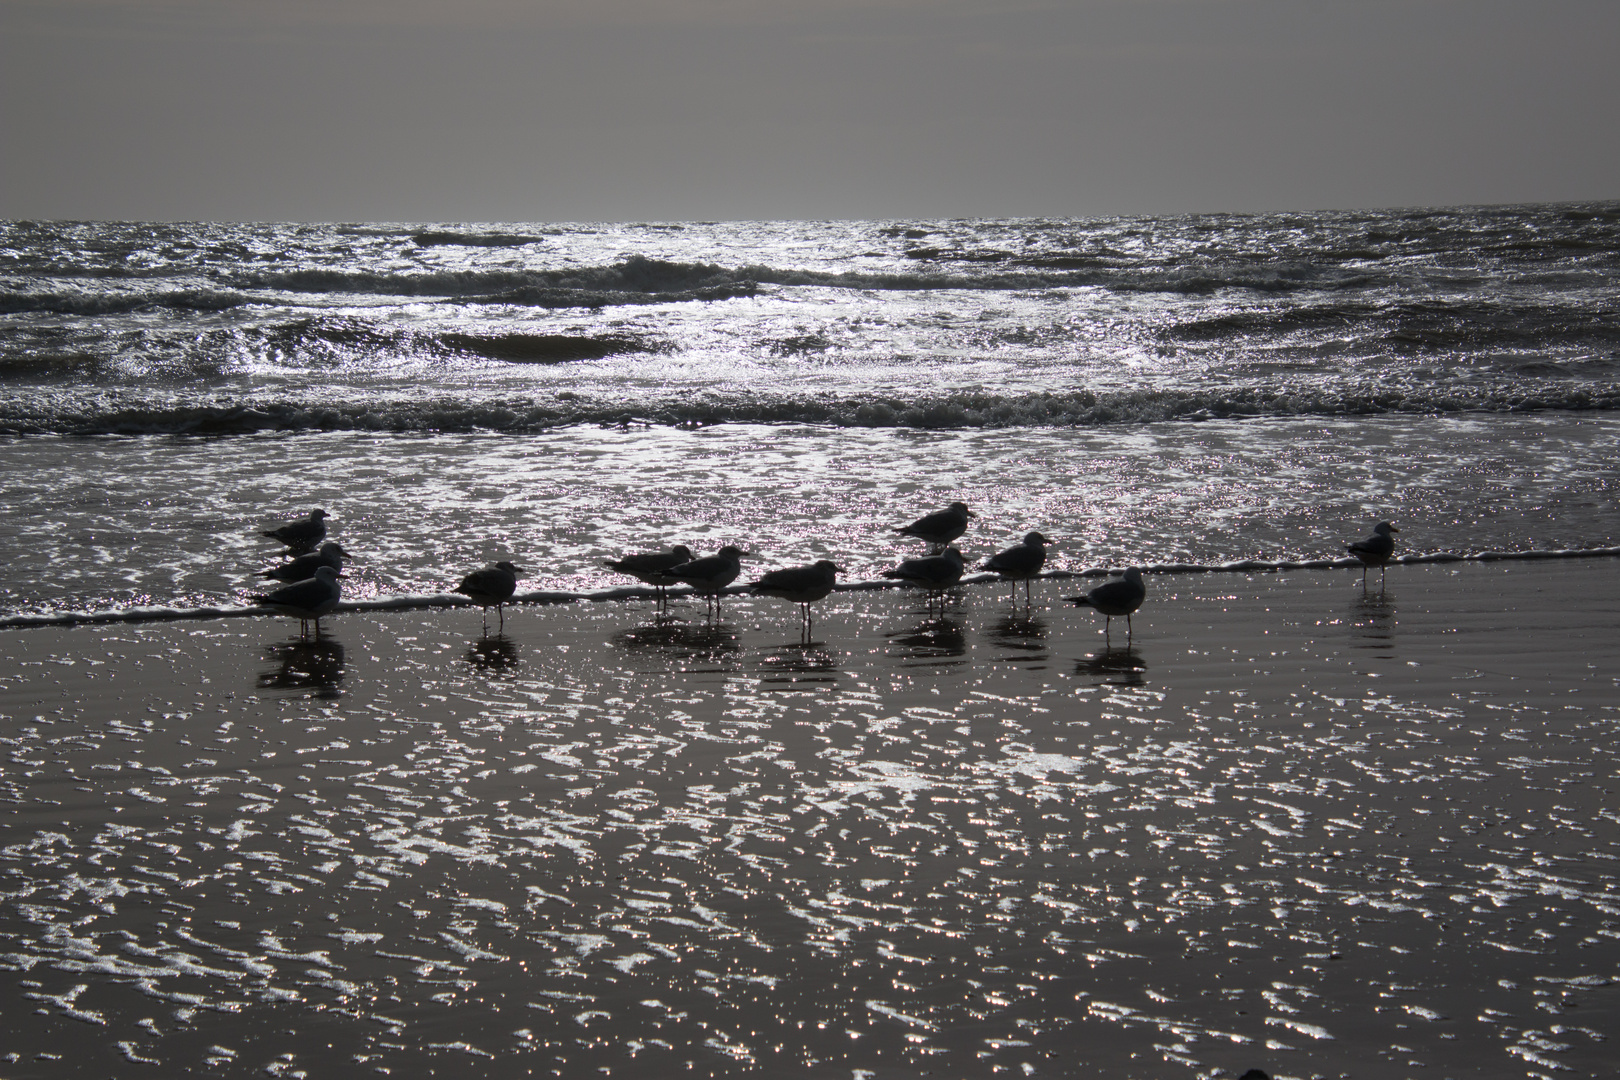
[5,380,1619,436]
[1166,298,1620,350]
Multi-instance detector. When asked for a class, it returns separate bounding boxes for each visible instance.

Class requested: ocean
[2,204,1618,617]
[2,206,1619,1078]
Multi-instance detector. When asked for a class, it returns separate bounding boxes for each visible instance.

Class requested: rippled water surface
[2,416,1618,620]
[4,206,1619,434]
[3,563,1618,1077]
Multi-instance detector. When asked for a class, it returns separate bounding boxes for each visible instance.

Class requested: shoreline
[3,544,1618,630]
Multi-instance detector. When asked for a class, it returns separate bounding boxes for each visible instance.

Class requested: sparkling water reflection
[0,565,1617,1078]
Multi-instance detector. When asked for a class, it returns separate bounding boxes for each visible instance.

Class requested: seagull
[894,501,975,552]
[251,564,343,636]
[261,508,329,552]
[260,541,349,583]
[752,560,840,632]
[1065,567,1146,640]
[455,561,524,630]
[1346,521,1399,585]
[666,546,746,616]
[883,546,965,610]
[606,544,695,609]
[979,531,1052,604]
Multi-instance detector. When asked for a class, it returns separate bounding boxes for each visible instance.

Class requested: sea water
[1,206,1618,617]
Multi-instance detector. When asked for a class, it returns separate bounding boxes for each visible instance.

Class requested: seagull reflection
[1073,646,1147,687]
[1349,591,1397,652]
[886,616,967,664]
[465,633,520,674]
[611,619,742,660]
[258,635,346,698]
[758,643,840,685]
[985,613,1048,659]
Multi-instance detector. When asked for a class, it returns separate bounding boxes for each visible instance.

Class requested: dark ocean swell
[410,230,548,248]
[0,287,253,316]
[233,255,1464,304]
[261,319,660,364]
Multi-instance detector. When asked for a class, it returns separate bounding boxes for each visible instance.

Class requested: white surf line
[3,546,1619,629]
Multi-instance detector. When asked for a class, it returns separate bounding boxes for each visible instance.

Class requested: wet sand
[2,561,1618,1078]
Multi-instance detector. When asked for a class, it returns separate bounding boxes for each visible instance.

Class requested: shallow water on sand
[2,414,1618,620]
[2,562,1618,1078]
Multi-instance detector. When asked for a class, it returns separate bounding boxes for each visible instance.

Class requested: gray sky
[3,0,1616,222]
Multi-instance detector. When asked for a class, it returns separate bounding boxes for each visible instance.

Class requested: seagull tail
[1065,596,1095,609]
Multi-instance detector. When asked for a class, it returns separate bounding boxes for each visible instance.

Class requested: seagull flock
[250,505,1401,640]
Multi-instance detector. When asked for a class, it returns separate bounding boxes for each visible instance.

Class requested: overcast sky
[3,0,1616,222]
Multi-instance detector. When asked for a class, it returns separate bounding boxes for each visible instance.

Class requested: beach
[3,558,1618,1078]
[4,206,1619,1076]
